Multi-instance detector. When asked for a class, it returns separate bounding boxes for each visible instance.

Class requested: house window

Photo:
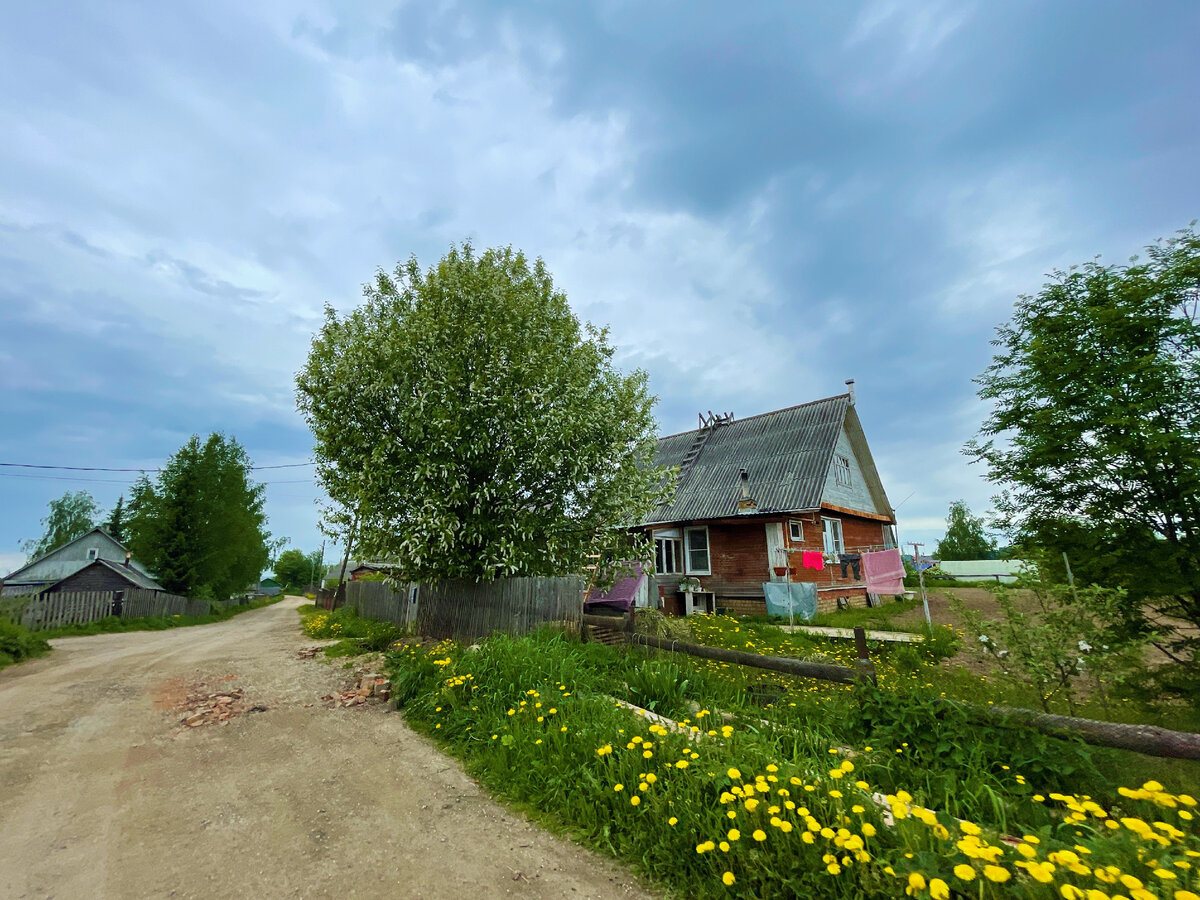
[882,525,896,550]
[684,526,710,575]
[822,517,844,557]
[654,529,682,575]
[833,454,852,487]
[788,520,804,542]
[87,548,99,560]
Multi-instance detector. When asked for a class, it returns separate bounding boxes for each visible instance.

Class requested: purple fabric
[584,564,646,612]
[862,549,905,595]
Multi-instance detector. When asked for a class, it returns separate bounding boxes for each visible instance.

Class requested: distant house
[639,387,897,617]
[323,560,402,586]
[934,560,1028,584]
[256,577,283,596]
[1,528,164,596]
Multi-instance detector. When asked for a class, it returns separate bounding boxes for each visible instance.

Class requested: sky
[2,1,1198,577]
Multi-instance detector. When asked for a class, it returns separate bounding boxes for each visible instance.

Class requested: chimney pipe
[125,552,132,568]
[845,378,856,406]
[736,468,758,514]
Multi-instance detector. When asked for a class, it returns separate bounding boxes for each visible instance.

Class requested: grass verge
[297,604,404,657]
[0,619,52,671]
[386,626,1199,899]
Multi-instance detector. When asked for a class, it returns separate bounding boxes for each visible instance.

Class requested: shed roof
[82,559,165,591]
[644,394,861,526]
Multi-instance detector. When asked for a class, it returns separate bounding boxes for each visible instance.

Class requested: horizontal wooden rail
[583,612,1200,760]
[583,614,871,685]
[781,625,923,643]
[984,706,1200,761]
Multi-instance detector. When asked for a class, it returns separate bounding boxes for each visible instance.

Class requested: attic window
[833,454,852,487]
[87,548,99,560]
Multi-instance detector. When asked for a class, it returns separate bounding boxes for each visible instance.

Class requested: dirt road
[0,597,651,899]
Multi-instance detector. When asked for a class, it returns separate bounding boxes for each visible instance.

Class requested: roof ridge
[657,393,850,442]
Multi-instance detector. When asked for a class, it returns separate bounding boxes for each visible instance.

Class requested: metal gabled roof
[644,394,850,526]
[89,558,165,591]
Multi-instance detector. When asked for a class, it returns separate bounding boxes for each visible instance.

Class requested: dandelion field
[385,620,1199,899]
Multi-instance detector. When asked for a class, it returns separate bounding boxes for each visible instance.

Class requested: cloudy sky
[2,1,1198,575]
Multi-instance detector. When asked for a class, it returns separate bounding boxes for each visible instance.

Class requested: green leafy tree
[296,243,673,581]
[934,500,997,561]
[104,495,126,543]
[272,548,324,590]
[22,490,100,558]
[124,434,272,600]
[967,225,1200,637]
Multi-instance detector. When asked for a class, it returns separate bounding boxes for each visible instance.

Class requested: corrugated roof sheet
[92,558,165,590]
[645,394,849,526]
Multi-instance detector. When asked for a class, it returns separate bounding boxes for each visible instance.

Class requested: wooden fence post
[853,625,877,685]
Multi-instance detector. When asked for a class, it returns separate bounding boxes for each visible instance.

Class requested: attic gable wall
[820,407,893,518]
[821,428,879,512]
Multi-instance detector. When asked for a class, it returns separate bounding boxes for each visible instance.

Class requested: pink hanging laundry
[801,551,825,570]
[862,549,905,595]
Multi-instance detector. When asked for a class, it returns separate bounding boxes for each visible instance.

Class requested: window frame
[684,525,711,575]
[653,530,683,575]
[788,519,804,542]
[833,454,852,487]
[821,517,844,557]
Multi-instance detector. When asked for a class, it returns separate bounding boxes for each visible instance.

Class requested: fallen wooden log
[984,706,1200,761]
[619,627,869,685]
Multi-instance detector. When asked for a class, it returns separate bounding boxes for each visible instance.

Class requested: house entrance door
[765,522,786,581]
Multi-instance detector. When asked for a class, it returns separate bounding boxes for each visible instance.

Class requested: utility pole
[910,541,932,634]
[310,539,325,603]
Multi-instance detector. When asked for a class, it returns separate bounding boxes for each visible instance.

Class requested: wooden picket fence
[342,575,585,642]
[1,589,207,631]
[417,576,584,642]
[344,579,420,628]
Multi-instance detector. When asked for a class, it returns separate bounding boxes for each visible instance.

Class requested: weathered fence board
[346,580,419,628]
[417,576,585,642]
[2,589,201,631]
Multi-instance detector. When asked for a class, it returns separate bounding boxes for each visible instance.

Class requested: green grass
[808,597,923,630]
[0,619,52,670]
[385,627,1199,899]
[298,604,404,656]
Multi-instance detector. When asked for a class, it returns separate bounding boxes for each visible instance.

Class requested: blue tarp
[762,582,817,621]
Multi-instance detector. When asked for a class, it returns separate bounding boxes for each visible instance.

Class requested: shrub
[950,567,1145,715]
[0,619,51,668]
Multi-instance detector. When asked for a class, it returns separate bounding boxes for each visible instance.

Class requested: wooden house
[1,527,164,596]
[640,386,896,616]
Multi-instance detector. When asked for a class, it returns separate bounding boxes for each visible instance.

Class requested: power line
[0,472,139,484]
[1,472,316,486]
[0,461,313,473]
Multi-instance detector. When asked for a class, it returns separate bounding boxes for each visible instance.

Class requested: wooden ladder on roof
[681,428,712,469]
[678,423,717,484]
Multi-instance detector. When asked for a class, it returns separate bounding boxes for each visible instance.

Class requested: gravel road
[0,596,651,899]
